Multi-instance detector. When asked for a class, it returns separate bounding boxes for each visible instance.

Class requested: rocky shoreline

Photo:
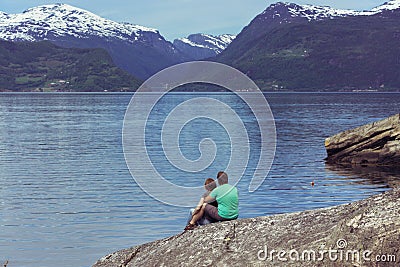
[93,187,400,267]
[93,114,400,266]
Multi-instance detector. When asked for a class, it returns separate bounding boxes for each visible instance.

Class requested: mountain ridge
[221,0,400,52]
[0,40,141,92]
[0,3,186,80]
[1,1,400,90]
[215,0,400,91]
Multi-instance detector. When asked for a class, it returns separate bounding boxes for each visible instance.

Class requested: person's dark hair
[204,178,217,191]
[216,171,228,185]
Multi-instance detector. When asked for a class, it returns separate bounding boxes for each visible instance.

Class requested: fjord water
[1,92,399,267]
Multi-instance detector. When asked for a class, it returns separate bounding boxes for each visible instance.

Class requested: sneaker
[184,223,197,231]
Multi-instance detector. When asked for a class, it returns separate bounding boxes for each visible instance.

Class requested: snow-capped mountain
[216,0,400,91]
[0,4,186,79]
[260,0,400,23]
[1,1,399,79]
[224,0,400,57]
[173,34,236,60]
[260,2,359,22]
[0,4,159,42]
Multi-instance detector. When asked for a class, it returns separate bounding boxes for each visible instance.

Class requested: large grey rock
[325,114,400,166]
[93,188,400,267]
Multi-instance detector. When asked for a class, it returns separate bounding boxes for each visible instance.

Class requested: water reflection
[325,163,400,188]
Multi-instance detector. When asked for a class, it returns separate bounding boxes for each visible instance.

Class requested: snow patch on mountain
[285,4,371,19]
[176,34,235,51]
[173,33,235,60]
[0,12,9,19]
[178,37,206,48]
[372,0,400,12]
[262,0,400,22]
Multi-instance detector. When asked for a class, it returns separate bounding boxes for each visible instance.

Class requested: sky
[0,0,387,40]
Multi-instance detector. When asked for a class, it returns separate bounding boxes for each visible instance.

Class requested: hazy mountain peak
[177,33,235,50]
[173,33,236,60]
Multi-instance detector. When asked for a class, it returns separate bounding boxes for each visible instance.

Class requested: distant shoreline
[1,90,400,94]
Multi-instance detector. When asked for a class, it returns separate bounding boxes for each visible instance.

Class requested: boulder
[325,114,400,166]
[93,188,400,267]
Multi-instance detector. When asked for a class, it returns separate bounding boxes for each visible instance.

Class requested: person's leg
[203,204,226,222]
[189,203,206,225]
[186,208,195,225]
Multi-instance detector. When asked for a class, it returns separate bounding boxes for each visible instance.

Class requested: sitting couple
[184,171,238,231]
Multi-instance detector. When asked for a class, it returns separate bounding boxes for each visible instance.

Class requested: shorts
[204,204,230,223]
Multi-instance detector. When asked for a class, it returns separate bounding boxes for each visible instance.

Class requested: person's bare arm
[195,197,204,209]
[192,197,205,215]
[204,195,215,203]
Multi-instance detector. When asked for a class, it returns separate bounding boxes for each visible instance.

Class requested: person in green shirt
[184,171,238,231]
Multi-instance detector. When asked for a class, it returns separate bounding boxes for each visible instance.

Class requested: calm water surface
[0,92,399,266]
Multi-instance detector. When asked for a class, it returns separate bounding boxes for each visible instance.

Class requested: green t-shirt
[210,184,238,219]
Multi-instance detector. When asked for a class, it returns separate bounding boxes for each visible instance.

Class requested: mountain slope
[216,1,400,90]
[0,4,187,79]
[0,40,141,92]
[173,34,235,60]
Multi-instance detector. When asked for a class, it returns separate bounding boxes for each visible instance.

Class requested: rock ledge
[93,188,400,267]
[325,114,400,166]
